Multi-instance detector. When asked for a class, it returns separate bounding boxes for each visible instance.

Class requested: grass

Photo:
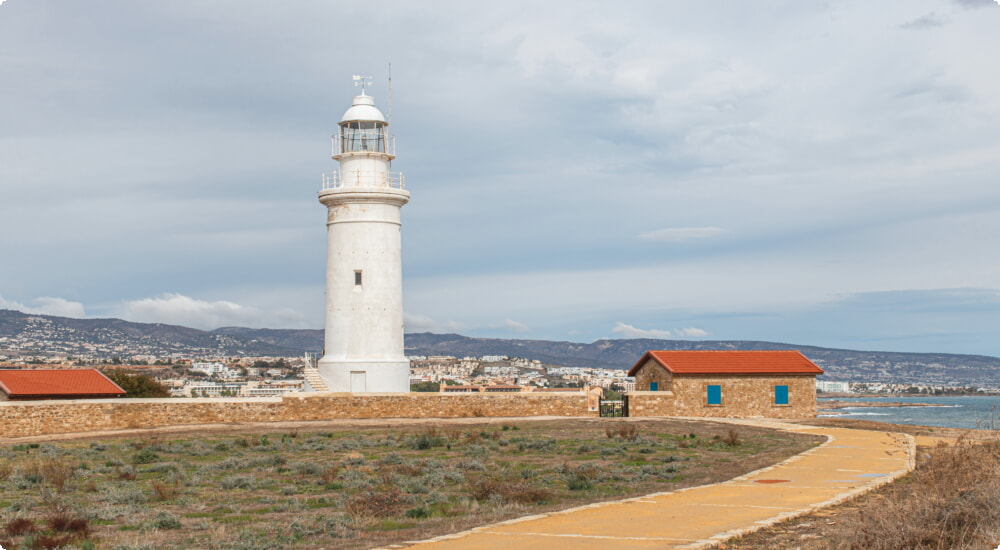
[714,420,1000,550]
[0,419,820,549]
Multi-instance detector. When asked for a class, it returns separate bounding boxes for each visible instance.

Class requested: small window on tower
[354,271,362,286]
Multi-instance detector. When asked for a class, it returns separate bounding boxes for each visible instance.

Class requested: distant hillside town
[0,353,636,399]
[1,351,987,399]
[3,309,1000,392]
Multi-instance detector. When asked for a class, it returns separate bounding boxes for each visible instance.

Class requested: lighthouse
[316,76,409,393]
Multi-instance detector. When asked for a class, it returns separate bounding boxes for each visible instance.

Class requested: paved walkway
[390,419,915,550]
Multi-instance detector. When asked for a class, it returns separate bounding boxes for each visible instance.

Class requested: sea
[818,395,1000,430]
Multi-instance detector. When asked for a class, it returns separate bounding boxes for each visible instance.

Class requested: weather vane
[352,75,373,95]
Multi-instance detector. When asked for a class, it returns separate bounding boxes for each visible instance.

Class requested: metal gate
[599,399,627,417]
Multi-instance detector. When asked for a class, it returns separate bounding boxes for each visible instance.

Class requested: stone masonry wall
[671,375,816,418]
[632,358,673,392]
[626,391,676,417]
[0,392,595,439]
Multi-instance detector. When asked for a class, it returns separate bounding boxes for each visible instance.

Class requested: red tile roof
[628,351,823,376]
[0,369,126,398]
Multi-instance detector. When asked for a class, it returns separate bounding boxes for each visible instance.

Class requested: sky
[1,1,1000,357]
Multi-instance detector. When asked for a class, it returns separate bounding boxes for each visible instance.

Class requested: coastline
[818,399,946,410]
[815,395,1000,429]
[800,416,993,443]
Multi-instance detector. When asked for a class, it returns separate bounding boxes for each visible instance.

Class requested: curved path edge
[387,418,916,550]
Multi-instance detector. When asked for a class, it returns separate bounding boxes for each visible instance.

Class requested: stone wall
[626,391,676,417]
[632,358,673,392]
[0,392,595,439]
[671,375,816,418]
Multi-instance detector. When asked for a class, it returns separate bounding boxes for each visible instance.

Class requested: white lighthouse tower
[317,76,409,393]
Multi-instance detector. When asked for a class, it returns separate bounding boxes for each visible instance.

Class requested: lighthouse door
[350,371,367,393]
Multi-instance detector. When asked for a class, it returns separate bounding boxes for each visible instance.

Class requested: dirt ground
[0,416,609,445]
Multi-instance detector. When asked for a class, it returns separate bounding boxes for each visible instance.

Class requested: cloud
[638,227,726,242]
[113,293,298,330]
[952,0,996,9]
[611,322,674,339]
[403,312,466,334]
[0,295,87,318]
[900,13,948,29]
[611,322,708,339]
[503,318,531,333]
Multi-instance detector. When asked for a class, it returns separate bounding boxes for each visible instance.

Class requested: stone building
[627,350,822,418]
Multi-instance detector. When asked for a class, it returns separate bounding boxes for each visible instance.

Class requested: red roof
[0,369,126,398]
[628,351,823,376]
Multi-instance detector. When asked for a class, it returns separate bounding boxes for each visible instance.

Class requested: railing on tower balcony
[321,170,406,191]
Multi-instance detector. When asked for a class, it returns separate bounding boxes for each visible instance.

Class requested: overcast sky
[2,0,999,356]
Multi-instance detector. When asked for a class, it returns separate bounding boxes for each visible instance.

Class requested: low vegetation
[0,419,819,549]
[715,421,1000,550]
[100,369,171,398]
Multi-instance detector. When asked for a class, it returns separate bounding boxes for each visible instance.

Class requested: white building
[316,77,410,393]
[190,361,240,379]
[817,380,851,393]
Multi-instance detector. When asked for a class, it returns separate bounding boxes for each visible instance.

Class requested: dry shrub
[721,429,741,447]
[396,461,425,477]
[836,437,1000,550]
[377,467,398,485]
[30,533,74,550]
[0,460,12,481]
[46,513,71,532]
[46,513,89,536]
[38,459,76,492]
[319,465,340,485]
[468,475,553,504]
[423,426,441,438]
[4,517,36,536]
[345,486,408,520]
[605,424,638,441]
[151,480,180,501]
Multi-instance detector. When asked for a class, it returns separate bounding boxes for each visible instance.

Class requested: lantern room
[333,93,395,158]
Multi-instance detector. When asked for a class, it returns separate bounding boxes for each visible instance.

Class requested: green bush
[101,369,171,398]
[405,507,429,518]
[153,512,182,530]
[131,448,160,465]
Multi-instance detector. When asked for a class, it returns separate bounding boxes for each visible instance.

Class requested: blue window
[650,382,659,392]
[774,385,789,405]
[706,385,722,405]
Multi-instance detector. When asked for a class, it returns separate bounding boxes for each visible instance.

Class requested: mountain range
[3,309,1000,387]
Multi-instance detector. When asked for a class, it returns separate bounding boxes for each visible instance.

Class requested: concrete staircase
[302,366,331,392]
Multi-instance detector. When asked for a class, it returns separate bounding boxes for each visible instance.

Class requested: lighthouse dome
[341,94,386,123]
